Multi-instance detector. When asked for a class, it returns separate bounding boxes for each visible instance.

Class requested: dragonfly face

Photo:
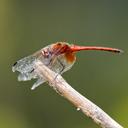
[12,42,122,90]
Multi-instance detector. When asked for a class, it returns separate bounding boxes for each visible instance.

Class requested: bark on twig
[35,61,123,128]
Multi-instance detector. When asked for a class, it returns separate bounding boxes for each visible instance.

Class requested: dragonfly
[12,42,123,90]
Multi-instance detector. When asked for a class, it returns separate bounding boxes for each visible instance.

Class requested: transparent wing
[31,78,46,90]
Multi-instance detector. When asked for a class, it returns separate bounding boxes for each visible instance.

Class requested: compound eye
[42,50,50,58]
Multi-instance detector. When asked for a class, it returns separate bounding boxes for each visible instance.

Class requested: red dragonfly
[12,42,123,90]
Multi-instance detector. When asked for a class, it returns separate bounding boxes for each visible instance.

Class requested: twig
[34,60,123,128]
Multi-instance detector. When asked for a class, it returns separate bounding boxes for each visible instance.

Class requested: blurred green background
[0,0,127,128]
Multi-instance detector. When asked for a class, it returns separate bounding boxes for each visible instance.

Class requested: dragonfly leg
[54,58,65,79]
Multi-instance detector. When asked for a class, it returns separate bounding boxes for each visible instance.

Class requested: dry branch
[35,60,123,128]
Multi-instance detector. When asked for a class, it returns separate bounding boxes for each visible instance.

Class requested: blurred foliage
[0,0,128,128]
